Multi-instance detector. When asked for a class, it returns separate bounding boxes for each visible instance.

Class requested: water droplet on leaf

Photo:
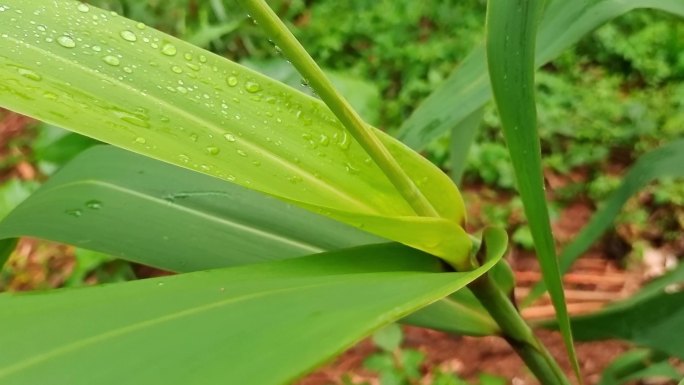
[119,30,137,42]
[103,55,120,66]
[244,81,261,93]
[161,43,177,56]
[57,35,76,48]
[86,200,102,210]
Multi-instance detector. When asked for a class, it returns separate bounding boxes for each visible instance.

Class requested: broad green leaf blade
[0,0,469,263]
[398,0,684,150]
[0,145,380,272]
[559,261,684,360]
[0,243,501,385]
[523,139,684,306]
[486,0,580,379]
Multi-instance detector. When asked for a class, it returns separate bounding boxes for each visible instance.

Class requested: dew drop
[171,65,183,74]
[161,43,177,56]
[186,63,200,71]
[337,131,350,150]
[287,175,303,184]
[199,55,207,63]
[319,134,330,146]
[134,136,146,144]
[123,66,133,74]
[92,45,102,52]
[223,133,236,142]
[77,3,90,12]
[189,133,198,142]
[345,163,360,174]
[65,209,83,217]
[183,53,192,61]
[244,81,261,93]
[57,35,76,48]
[36,25,46,32]
[136,22,146,30]
[120,30,137,42]
[206,146,220,155]
[103,55,120,66]
[226,76,238,87]
[86,200,102,210]
[237,149,247,157]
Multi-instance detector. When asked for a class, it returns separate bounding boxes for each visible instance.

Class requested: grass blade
[523,139,684,306]
[485,0,581,381]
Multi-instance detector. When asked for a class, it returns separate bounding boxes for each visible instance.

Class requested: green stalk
[234,0,439,218]
[237,2,571,384]
[470,274,571,385]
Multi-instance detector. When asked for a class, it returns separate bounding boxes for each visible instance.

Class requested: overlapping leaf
[0,145,498,336]
[0,145,381,271]
[0,243,501,385]
[0,0,470,263]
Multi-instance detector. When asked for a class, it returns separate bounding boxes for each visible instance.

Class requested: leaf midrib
[17,179,327,255]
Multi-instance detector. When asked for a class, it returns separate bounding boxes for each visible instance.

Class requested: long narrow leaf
[0,243,502,385]
[0,0,470,264]
[398,0,684,150]
[0,146,380,272]
[523,139,684,306]
[486,0,581,379]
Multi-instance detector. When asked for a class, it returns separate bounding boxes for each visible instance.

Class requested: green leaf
[597,349,680,385]
[398,0,684,150]
[0,146,380,272]
[241,59,381,125]
[566,260,684,359]
[0,243,500,385]
[0,0,469,264]
[485,0,580,380]
[0,146,498,337]
[523,139,684,306]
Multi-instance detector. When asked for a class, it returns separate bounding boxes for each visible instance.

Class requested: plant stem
[234,0,439,218]
[470,273,572,385]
